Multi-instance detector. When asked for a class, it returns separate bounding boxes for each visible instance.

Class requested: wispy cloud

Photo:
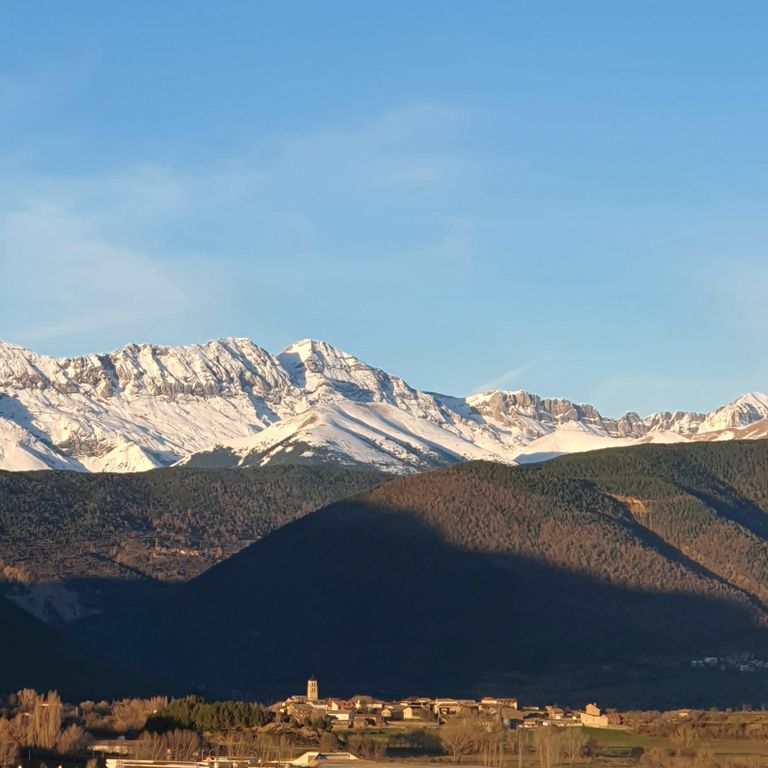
[0,102,469,352]
[470,357,548,394]
[0,192,221,346]
[381,166,441,186]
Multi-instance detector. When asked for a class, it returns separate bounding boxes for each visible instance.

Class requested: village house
[398,699,431,719]
[432,698,461,718]
[502,709,526,729]
[324,709,355,726]
[580,703,609,728]
[284,702,317,720]
[478,696,519,717]
[380,705,404,721]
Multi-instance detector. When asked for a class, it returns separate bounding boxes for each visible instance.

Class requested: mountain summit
[1,338,767,473]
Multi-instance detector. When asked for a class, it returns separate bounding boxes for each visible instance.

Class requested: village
[9,684,768,768]
[94,679,620,768]
[271,678,617,732]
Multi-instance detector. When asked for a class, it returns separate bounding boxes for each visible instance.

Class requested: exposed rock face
[0,339,293,400]
[1,338,767,473]
[465,390,651,438]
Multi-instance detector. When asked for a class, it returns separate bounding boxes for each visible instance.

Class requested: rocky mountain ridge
[1,337,767,473]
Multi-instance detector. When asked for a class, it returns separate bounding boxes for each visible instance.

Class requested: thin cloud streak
[0,102,465,354]
[470,357,549,395]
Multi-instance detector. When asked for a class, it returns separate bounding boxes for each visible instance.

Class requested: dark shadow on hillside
[73,500,768,707]
[0,589,171,701]
[0,575,171,633]
[677,478,768,540]
[593,487,768,611]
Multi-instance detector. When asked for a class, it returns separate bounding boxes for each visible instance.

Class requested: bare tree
[110,697,168,733]
[250,733,291,764]
[135,730,201,760]
[347,734,386,761]
[533,727,559,768]
[440,718,479,762]
[134,732,167,760]
[318,731,339,752]
[165,729,202,760]
[37,691,62,751]
[15,690,38,714]
[478,724,507,767]
[55,725,85,756]
[12,690,62,751]
[0,718,19,767]
[561,727,587,765]
[516,729,526,768]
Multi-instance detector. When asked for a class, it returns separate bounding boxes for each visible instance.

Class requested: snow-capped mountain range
[1,337,767,474]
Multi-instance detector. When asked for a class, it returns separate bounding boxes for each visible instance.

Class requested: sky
[2,1,768,417]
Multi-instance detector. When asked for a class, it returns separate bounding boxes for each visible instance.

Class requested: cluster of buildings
[272,678,520,729]
[98,680,620,768]
[272,679,616,731]
[691,652,768,674]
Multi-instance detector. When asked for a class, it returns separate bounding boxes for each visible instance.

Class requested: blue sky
[2,1,768,416]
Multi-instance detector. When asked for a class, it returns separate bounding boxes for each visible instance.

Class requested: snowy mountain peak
[727,391,768,411]
[279,338,373,377]
[0,341,28,354]
[699,391,768,432]
[0,343,62,391]
[281,337,341,358]
[1,337,767,473]
[639,391,768,435]
[278,339,416,407]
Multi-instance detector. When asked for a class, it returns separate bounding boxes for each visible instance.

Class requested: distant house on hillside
[285,702,316,720]
[325,709,354,725]
[502,709,525,728]
[397,700,430,719]
[580,703,609,728]
[433,698,461,718]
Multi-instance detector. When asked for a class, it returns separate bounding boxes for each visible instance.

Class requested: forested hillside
[75,440,768,707]
[0,464,384,624]
[367,441,768,608]
[0,464,385,583]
